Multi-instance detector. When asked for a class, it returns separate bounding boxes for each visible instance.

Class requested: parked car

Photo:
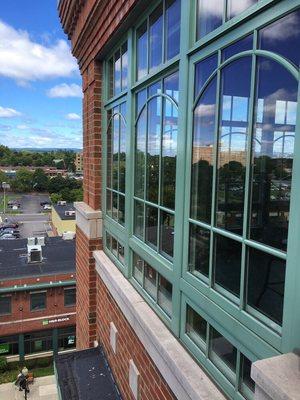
[43,204,52,210]
[0,233,16,240]
[40,201,51,207]
[0,229,20,238]
[0,223,19,230]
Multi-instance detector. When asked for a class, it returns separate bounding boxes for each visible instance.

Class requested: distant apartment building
[0,237,76,361]
[51,202,76,236]
[74,152,83,173]
[58,1,300,400]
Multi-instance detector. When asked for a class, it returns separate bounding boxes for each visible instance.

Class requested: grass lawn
[0,358,54,384]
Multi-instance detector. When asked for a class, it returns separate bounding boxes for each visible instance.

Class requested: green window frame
[30,291,47,312]
[102,1,300,398]
[0,295,11,316]
[64,287,76,307]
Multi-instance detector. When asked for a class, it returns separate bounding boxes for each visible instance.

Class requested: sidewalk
[0,376,58,400]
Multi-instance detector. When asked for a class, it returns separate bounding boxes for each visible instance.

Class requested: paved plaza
[0,376,58,400]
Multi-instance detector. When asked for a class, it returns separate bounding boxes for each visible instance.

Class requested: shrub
[36,357,51,368]
[0,356,7,372]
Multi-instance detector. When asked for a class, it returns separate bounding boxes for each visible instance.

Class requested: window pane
[222,35,253,61]
[137,21,148,80]
[148,80,162,97]
[247,247,285,325]
[210,327,237,376]
[189,224,210,278]
[113,111,119,190]
[186,305,207,350]
[106,190,112,217]
[197,0,223,40]
[145,205,158,248]
[108,57,114,98]
[30,292,46,311]
[146,97,161,203]
[259,9,300,68]
[118,244,125,265]
[107,110,112,189]
[216,57,251,234]
[158,275,173,316]
[134,200,144,239]
[149,4,163,70]
[119,103,126,194]
[227,0,257,20]
[214,235,242,298]
[137,89,147,115]
[166,0,181,60]
[194,54,218,100]
[112,236,118,257]
[121,43,128,90]
[114,49,121,95]
[191,78,216,223]
[133,253,144,284]
[112,192,118,221]
[64,288,76,307]
[240,354,255,394]
[119,194,125,225]
[250,57,297,251]
[0,296,11,315]
[144,264,157,299]
[162,71,179,209]
[106,231,111,250]
[135,108,147,198]
[160,211,174,259]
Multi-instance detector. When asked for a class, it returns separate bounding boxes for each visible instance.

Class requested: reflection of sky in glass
[121,46,128,90]
[222,34,253,60]
[149,6,163,70]
[194,53,218,99]
[137,23,148,80]
[166,0,181,60]
[120,103,126,153]
[148,98,161,155]
[227,0,257,19]
[197,0,223,39]
[114,51,121,94]
[221,127,247,151]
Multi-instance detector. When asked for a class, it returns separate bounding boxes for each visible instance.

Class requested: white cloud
[0,106,22,118]
[17,124,29,130]
[47,83,82,98]
[65,113,81,120]
[0,20,78,83]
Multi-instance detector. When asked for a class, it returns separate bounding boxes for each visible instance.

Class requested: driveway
[0,376,58,400]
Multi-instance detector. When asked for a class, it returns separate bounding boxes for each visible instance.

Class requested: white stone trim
[74,201,102,239]
[251,353,300,400]
[94,250,226,400]
[129,359,140,400]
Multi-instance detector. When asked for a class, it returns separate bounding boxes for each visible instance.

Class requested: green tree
[50,192,63,204]
[32,169,49,192]
[11,168,33,192]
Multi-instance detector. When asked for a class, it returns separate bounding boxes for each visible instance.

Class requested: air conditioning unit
[27,237,35,246]
[62,231,76,240]
[27,245,42,263]
[65,210,75,217]
[37,237,45,246]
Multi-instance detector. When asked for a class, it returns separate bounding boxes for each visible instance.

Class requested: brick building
[58,1,300,399]
[0,237,76,361]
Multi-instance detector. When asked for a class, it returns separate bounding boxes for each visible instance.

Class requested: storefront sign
[42,316,70,326]
[0,343,9,354]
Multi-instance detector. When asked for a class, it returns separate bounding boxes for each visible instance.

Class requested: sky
[0,0,82,149]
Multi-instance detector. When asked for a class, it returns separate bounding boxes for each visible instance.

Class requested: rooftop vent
[27,237,45,264]
[65,210,75,217]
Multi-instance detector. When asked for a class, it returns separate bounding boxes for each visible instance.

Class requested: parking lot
[1,193,52,239]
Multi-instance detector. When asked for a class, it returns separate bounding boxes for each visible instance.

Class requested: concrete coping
[74,201,102,220]
[251,352,300,400]
[94,250,226,400]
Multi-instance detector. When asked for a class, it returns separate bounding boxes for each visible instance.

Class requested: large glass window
[64,287,76,307]
[196,0,258,40]
[0,295,11,315]
[106,102,127,225]
[58,326,76,352]
[24,330,52,354]
[136,0,181,80]
[132,253,173,318]
[0,335,19,356]
[134,71,179,260]
[30,292,46,312]
[108,42,128,97]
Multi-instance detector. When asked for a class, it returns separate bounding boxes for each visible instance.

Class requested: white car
[43,204,52,210]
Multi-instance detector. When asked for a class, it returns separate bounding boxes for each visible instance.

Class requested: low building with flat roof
[52,203,76,236]
[0,236,76,361]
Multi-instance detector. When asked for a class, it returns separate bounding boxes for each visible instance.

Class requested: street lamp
[1,182,9,215]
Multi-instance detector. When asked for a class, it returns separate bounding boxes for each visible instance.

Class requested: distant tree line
[0,168,83,203]
[0,145,76,171]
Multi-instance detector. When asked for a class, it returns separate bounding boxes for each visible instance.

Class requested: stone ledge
[74,201,102,239]
[251,353,300,400]
[94,250,226,400]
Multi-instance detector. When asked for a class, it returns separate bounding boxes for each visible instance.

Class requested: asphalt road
[2,193,52,238]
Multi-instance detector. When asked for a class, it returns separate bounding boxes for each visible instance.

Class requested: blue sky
[0,0,82,149]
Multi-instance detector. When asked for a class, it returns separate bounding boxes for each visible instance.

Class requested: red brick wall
[96,274,176,400]
[75,226,102,349]
[0,275,76,336]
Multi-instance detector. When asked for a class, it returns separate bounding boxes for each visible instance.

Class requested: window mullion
[143,103,149,242]
[158,92,164,251]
